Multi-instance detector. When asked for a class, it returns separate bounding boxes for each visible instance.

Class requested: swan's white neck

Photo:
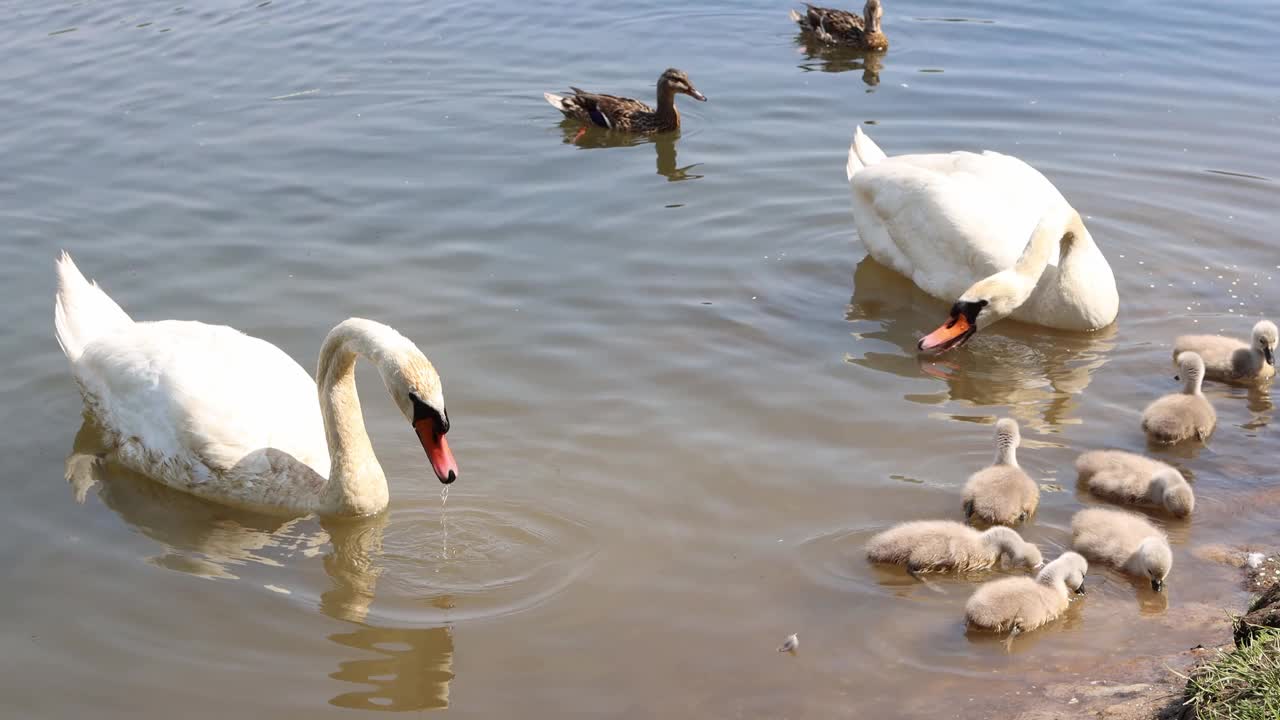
[1182,366,1204,395]
[1036,558,1075,595]
[961,210,1084,327]
[316,322,393,516]
[1016,208,1086,283]
[1016,207,1118,330]
[1149,472,1181,504]
[981,526,1021,557]
[993,427,1019,467]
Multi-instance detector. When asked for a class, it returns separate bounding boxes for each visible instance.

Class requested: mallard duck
[790,0,889,51]
[543,68,706,134]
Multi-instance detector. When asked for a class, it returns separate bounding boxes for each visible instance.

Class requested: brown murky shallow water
[2,0,1279,717]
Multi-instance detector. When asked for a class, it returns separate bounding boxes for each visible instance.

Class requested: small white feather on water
[270,89,320,101]
[778,633,798,653]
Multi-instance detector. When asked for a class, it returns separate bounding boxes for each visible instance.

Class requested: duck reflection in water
[794,37,885,86]
[845,256,1117,432]
[557,121,703,182]
[65,418,456,711]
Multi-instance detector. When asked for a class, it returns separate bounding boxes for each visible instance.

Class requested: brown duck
[544,68,706,134]
[790,0,889,51]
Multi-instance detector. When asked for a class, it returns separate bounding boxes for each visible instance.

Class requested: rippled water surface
[3,0,1279,716]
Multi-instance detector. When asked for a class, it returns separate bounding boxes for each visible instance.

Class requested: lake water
[3,0,1279,716]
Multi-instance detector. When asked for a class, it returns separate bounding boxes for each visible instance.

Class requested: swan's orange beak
[414,418,458,484]
[918,314,975,354]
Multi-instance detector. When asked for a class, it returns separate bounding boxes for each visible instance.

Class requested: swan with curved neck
[314,318,458,515]
[918,206,1090,352]
[53,252,457,517]
[846,126,1118,353]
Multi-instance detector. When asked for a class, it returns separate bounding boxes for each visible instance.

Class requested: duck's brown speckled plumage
[790,0,889,51]
[544,68,706,134]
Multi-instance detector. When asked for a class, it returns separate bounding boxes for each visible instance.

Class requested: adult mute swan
[53,252,458,517]
[846,127,1118,353]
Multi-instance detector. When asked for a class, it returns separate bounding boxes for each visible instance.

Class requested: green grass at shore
[1182,628,1280,720]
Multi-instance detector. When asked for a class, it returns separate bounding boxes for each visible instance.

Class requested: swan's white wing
[849,149,1068,303]
[73,320,330,490]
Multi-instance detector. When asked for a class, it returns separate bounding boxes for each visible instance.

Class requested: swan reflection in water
[557,121,704,182]
[1236,382,1273,431]
[845,256,1117,432]
[65,418,455,711]
[794,35,885,86]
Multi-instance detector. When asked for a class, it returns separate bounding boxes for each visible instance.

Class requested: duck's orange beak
[414,418,458,484]
[918,314,975,354]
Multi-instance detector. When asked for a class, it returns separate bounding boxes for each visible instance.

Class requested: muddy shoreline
[978,548,1280,720]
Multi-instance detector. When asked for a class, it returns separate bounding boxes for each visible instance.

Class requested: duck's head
[863,0,885,33]
[659,68,706,102]
[1252,320,1277,366]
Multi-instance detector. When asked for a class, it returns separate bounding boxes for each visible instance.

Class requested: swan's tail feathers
[846,125,888,181]
[543,92,567,113]
[54,251,133,362]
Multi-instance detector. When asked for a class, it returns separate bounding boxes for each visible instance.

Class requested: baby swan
[1075,450,1194,518]
[1141,352,1216,444]
[866,520,1042,574]
[962,419,1040,525]
[1173,320,1276,384]
[1071,507,1172,591]
[965,551,1088,635]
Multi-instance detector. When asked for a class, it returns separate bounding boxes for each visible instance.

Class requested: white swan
[53,253,458,517]
[846,126,1118,352]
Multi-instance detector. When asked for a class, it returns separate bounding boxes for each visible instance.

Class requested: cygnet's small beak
[1151,578,1164,592]
[1265,346,1275,366]
[1074,583,1087,596]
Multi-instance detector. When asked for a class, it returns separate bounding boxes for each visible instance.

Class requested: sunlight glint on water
[0,0,1278,717]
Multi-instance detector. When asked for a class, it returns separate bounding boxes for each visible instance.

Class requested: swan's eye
[950,299,989,325]
[410,394,450,433]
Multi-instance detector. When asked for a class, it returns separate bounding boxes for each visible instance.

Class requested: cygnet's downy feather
[1142,352,1216,444]
[1075,450,1194,517]
[1071,507,1172,591]
[1172,320,1276,384]
[964,552,1088,634]
[962,418,1040,525]
[866,520,1042,573]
